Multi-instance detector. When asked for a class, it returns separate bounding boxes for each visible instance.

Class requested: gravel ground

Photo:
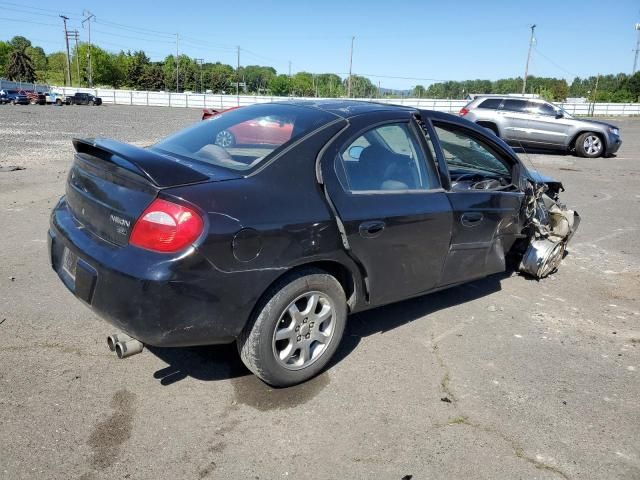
[0,104,639,480]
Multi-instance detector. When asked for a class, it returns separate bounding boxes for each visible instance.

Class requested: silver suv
[460,96,622,158]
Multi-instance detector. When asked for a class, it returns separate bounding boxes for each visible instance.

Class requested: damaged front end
[518,180,580,279]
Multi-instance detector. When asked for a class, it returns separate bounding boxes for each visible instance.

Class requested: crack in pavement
[430,333,571,480]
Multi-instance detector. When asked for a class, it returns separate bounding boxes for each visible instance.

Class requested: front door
[526,101,572,147]
[322,113,453,306]
[431,121,525,286]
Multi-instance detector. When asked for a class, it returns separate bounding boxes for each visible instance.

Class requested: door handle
[359,220,386,238]
[460,212,484,227]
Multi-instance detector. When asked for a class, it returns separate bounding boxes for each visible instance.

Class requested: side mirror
[348,145,364,160]
[555,111,563,119]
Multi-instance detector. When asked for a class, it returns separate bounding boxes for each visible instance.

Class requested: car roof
[274,99,417,119]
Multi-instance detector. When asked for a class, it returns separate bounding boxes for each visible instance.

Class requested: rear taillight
[130,198,203,253]
[459,107,469,116]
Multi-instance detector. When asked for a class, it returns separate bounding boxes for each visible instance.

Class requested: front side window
[434,124,511,178]
[337,122,436,192]
[528,102,556,116]
[153,104,336,171]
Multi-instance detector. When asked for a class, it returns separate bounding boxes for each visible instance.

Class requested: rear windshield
[153,103,337,171]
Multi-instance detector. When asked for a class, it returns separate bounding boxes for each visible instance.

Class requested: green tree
[291,72,314,96]
[26,46,47,82]
[46,51,67,85]
[205,62,234,93]
[626,72,640,102]
[125,50,150,89]
[9,36,31,53]
[315,73,343,97]
[412,85,426,97]
[138,63,164,90]
[6,49,35,82]
[0,41,11,76]
[269,74,291,96]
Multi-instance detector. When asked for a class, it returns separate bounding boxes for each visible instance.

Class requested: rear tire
[237,268,347,387]
[575,132,604,158]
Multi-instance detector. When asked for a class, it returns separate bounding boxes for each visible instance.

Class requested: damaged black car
[48,101,579,387]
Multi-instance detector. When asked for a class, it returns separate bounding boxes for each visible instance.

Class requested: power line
[0,16,59,27]
[533,47,580,78]
[0,1,76,16]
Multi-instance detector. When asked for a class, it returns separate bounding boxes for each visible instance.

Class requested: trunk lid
[66,138,240,246]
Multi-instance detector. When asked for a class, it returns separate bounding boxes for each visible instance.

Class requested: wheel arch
[476,121,500,136]
[569,129,606,151]
[251,259,361,323]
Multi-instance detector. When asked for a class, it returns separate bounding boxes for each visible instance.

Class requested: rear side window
[501,99,528,112]
[337,122,437,192]
[154,104,336,171]
[477,98,502,109]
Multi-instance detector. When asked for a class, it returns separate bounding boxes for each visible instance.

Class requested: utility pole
[175,33,179,92]
[522,24,536,95]
[347,36,354,98]
[67,30,80,86]
[195,58,204,93]
[633,23,640,74]
[236,46,240,105]
[82,11,95,87]
[288,60,291,78]
[60,15,71,87]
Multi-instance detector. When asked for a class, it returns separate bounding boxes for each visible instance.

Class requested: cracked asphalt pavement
[1,105,638,479]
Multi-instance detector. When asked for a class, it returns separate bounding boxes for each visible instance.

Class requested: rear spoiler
[72,138,210,188]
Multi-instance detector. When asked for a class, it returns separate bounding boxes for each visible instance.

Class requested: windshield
[153,103,337,171]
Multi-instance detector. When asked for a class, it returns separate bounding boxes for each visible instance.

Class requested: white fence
[0,79,49,92]
[40,85,640,116]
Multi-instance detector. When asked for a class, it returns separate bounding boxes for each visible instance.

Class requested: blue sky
[2,0,639,89]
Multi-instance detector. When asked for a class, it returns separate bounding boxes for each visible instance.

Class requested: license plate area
[61,247,78,281]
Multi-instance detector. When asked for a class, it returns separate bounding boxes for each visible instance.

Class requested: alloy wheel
[272,291,335,370]
[215,130,234,147]
[583,135,602,156]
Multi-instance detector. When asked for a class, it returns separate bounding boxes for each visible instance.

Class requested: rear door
[430,121,525,285]
[321,111,453,306]
[497,98,530,143]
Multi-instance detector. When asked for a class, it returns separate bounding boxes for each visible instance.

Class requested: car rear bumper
[49,197,254,347]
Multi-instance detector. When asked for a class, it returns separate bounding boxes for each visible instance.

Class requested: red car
[202,107,294,147]
[20,90,46,105]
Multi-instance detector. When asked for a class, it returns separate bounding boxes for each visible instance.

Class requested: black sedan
[49,101,579,386]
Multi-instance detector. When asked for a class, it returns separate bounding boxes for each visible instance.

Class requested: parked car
[45,92,66,105]
[0,89,29,105]
[49,101,579,386]
[66,92,102,106]
[459,96,622,158]
[21,90,46,105]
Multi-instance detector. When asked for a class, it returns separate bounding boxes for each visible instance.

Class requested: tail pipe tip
[115,338,144,359]
[107,333,133,351]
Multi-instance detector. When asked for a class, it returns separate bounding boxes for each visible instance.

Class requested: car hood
[576,118,618,129]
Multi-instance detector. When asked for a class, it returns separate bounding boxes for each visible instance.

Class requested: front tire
[576,132,604,158]
[237,269,347,387]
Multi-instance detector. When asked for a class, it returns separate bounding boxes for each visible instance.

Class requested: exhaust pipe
[107,333,132,352]
[114,338,144,359]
